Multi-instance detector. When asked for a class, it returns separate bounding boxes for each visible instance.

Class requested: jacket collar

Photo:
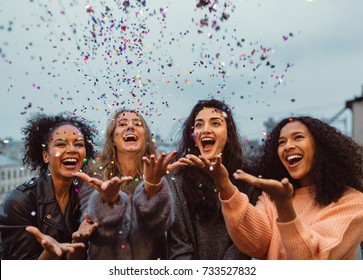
[36,172,79,235]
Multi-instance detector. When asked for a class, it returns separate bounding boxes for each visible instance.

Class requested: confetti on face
[31,211,36,216]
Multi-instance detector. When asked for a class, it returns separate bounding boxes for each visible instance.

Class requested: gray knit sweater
[79,178,174,259]
[167,174,251,260]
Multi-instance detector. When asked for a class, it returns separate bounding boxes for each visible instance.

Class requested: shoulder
[16,177,38,192]
[1,178,38,219]
[5,177,38,202]
[340,187,363,204]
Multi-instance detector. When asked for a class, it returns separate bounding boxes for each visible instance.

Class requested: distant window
[7,170,11,180]
[1,171,4,180]
[13,170,17,179]
[19,169,23,177]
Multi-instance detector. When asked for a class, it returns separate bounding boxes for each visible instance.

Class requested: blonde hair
[100,108,156,180]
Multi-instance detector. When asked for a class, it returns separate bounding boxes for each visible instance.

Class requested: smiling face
[42,124,86,181]
[277,121,316,186]
[113,111,145,155]
[193,107,228,160]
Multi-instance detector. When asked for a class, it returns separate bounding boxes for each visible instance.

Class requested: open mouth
[62,158,78,168]
[201,137,215,150]
[286,154,303,166]
[123,134,138,142]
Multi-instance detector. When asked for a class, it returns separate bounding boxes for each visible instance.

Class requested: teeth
[123,134,138,141]
[62,158,77,163]
[201,137,214,142]
[286,155,303,161]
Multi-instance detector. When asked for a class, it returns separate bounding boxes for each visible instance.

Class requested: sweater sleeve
[220,186,273,260]
[86,190,128,241]
[133,178,174,235]
[277,190,363,260]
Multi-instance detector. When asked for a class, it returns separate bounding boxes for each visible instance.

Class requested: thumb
[26,226,42,240]
[281,178,291,189]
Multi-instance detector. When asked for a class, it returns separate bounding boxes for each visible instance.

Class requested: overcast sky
[1,0,363,145]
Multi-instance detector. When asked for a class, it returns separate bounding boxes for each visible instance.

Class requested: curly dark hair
[257,116,363,206]
[176,99,260,221]
[22,112,98,173]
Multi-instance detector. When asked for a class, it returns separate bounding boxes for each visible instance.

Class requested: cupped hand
[233,169,294,204]
[72,213,98,243]
[74,172,133,203]
[178,153,230,190]
[142,150,177,185]
[26,226,84,259]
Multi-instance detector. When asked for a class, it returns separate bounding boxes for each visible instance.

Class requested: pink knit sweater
[220,186,363,259]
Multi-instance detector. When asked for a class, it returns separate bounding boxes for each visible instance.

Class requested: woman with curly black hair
[167,99,260,259]
[0,112,98,259]
[212,116,363,259]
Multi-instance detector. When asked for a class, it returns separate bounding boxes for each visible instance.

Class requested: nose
[66,144,77,152]
[126,126,135,133]
[201,123,211,133]
[284,139,296,150]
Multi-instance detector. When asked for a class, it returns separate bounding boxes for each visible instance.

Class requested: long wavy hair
[176,99,260,221]
[22,112,97,174]
[99,108,156,180]
[257,116,363,206]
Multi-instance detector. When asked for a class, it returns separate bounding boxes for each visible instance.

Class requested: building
[346,86,363,146]
[0,139,36,204]
[0,154,35,203]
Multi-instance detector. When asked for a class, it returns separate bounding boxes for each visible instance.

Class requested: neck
[52,176,72,196]
[51,176,72,212]
[117,151,139,178]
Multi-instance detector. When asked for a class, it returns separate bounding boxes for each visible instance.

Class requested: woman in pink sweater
[194,116,363,259]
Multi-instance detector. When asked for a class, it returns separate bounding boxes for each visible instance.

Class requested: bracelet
[142,174,162,187]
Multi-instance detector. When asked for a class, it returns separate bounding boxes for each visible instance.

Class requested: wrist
[218,180,236,200]
[142,174,162,187]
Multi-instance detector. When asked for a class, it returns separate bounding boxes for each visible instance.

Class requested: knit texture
[220,186,363,259]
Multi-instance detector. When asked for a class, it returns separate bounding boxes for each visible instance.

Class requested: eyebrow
[279,131,305,139]
[53,137,84,142]
[118,118,142,122]
[195,117,224,123]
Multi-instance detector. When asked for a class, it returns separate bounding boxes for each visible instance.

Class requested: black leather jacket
[0,172,81,259]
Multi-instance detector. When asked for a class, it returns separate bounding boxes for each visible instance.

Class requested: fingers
[281,178,292,189]
[87,178,103,190]
[73,171,91,182]
[150,154,157,165]
[83,212,90,221]
[178,157,197,167]
[120,176,133,183]
[26,226,42,240]
[233,170,259,186]
[185,154,208,168]
[100,178,117,191]
[53,246,63,257]
[163,150,177,166]
[167,161,187,172]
